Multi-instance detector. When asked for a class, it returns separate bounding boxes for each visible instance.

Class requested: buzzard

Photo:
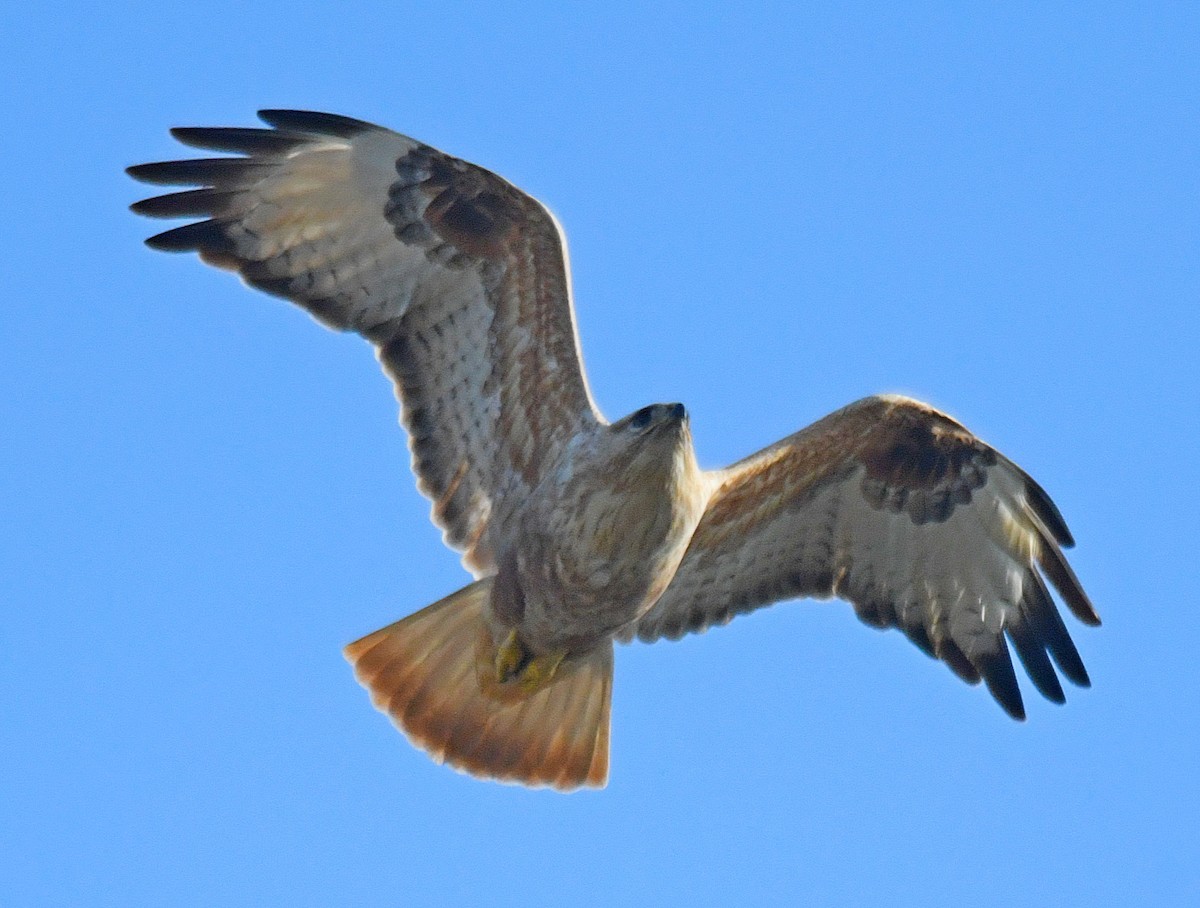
[129,111,1098,790]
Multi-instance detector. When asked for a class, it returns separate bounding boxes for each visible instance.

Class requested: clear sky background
[4,3,1197,906]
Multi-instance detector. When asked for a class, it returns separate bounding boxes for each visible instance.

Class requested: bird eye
[629,406,655,431]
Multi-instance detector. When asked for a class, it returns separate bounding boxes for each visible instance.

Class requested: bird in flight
[129,110,1099,791]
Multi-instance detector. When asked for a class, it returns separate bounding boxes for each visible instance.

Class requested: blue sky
[4,3,1197,906]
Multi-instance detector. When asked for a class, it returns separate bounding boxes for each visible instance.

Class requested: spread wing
[128,111,600,574]
[625,395,1099,719]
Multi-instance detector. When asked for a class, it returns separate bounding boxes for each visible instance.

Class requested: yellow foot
[517,650,566,694]
[492,629,567,693]
[494,629,526,683]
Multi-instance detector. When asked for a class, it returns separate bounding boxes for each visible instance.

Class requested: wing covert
[129,110,601,573]
[626,395,1099,719]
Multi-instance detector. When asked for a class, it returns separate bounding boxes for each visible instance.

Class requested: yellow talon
[494,629,526,683]
[517,651,566,693]
[492,630,567,692]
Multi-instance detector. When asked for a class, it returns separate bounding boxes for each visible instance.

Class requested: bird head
[606,402,694,486]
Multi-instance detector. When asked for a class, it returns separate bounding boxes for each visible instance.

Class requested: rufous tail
[344,579,613,790]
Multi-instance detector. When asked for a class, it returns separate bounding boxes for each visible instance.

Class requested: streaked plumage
[129,110,1098,790]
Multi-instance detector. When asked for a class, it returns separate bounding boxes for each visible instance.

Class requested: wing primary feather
[975,646,1027,720]
[1005,621,1066,704]
[256,109,378,137]
[126,158,274,188]
[1037,538,1101,626]
[1023,474,1076,548]
[129,188,235,219]
[169,126,309,155]
[936,638,982,685]
[899,621,936,659]
[143,219,233,256]
[1025,572,1091,688]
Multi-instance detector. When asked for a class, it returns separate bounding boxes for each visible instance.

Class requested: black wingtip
[1026,572,1093,688]
[978,648,1027,721]
[1005,621,1067,705]
[144,229,196,253]
[169,125,308,155]
[937,638,982,686]
[126,162,167,184]
[1024,475,1076,548]
[1038,541,1101,627]
[129,188,230,219]
[256,109,379,138]
[143,220,231,255]
[127,157,269,188]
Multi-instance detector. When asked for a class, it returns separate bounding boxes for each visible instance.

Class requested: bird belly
[517,565,663,653]
[512,525,689,653]
[504,437,707,653]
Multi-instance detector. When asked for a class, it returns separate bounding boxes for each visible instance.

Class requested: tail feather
[344,579,613,790]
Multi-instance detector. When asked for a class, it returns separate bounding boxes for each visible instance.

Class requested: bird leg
[494,629,526,683]
[493,629,567,693]
[517,650,566,693]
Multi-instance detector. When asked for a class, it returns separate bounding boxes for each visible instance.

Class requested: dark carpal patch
[386,151,521,264]
[859,416,995,524]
